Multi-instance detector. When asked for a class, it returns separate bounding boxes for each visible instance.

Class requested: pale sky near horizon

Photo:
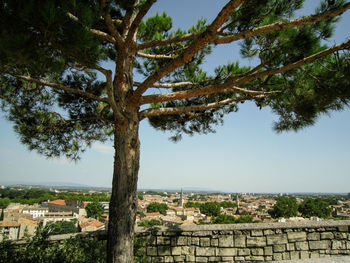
[1,1,349,193]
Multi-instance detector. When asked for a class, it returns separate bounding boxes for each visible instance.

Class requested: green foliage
[298,198,331,218]
[44,220,79,235]
[185,201,201,209]
[212,214,236,224]
[146,202,168,215]
[85,201,104,220]
[138,219,161,227]
[268,196,298,218]
[212,214,256,224]
[0,229,149,263]
[0,225,107,263]
[199,202,221,217]
[0,197,10,209]
[0,187,110,205]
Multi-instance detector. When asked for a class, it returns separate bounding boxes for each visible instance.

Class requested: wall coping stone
[136,220,350,233]
[8,220,350,245]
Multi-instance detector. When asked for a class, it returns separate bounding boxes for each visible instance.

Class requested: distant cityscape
[1,184,349,241]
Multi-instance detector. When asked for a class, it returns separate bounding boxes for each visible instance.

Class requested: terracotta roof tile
[48,199,66,206]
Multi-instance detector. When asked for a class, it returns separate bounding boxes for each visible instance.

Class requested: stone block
[191,237,199,246]
[171,247,181,256]
[295,241,309,251]
[195,256,208,263]
[211,238,218,247]
[273,253,283,261]
[307,232,320,241]
[186,255,196,262]
[264,246,273,256]
[251,248,264,256]
[265,256,273,261]
[246,236,266,247]
[334,232,347,239]
[310,252,320,258]
[288,232,307,242]
[237,248,250,256]
[192,231,212,237]
[338,225,349,232]
[300,251,310,259]
[233,235,246,247]
[250,230,263,236]
[173,255,186,262]
[273,244,286,252]
[246,256,264,261]
[208,257,221,262]
[234,256,245,261]
[282,252,291,260]
[221,256,234,262]
[175,236,188,246]
[158,237,172,246]
[199,238,210,247]
[266,234,288,245]
[158,246,172,256]
[217,248,237,256]
[320,232,334,240]
[286,243,295,251]
[147,247,158,256]
[196,247,216,257]
[219,231,233,235]
[152,256,165,262]
[164,256,174,263]
[219,235,233,247]
[332,240,347,250]
[290,251,300,260]
[182,246,195,256]
[264,229,275,235]
[309,240,330,250]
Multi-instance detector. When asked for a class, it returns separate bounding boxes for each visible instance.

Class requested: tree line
[268,196,332,219]
[0,188,110,208]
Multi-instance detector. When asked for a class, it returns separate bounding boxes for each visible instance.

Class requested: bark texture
[108,110,140,263]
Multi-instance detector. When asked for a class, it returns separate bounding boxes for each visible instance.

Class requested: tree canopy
[85,201,105,219]
[298,197,331,218]
[1,1,349,262]
[146,202,168,215]
[268,196,299,218]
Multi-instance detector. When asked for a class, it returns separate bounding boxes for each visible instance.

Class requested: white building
[22,206,49,219]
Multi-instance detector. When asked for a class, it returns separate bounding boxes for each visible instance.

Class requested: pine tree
[1,1,350,262]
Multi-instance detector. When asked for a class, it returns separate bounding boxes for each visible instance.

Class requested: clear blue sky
[1,1,349,193]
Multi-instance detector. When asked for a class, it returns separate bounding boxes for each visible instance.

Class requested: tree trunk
[107,108,140,263]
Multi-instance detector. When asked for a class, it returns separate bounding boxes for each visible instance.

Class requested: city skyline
[1,0,350,193]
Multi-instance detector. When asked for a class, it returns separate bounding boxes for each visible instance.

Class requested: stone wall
[136,220,350,262]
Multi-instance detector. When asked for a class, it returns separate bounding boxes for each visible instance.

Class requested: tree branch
[100,0,124,48]
[140,82,275,105]
[67,12,116,44]
[126,0,157,43]
[139,96,264,120]
[213,2,350,45]
[17,75,109,103]
[136,52,175,59]
[134,81,194,89]
[140,37,350,105]
[133,0,245,99]
[137,32,201,50]
[233,38,350,86]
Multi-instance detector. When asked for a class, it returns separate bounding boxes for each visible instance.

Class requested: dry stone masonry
[135,220,350,263]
